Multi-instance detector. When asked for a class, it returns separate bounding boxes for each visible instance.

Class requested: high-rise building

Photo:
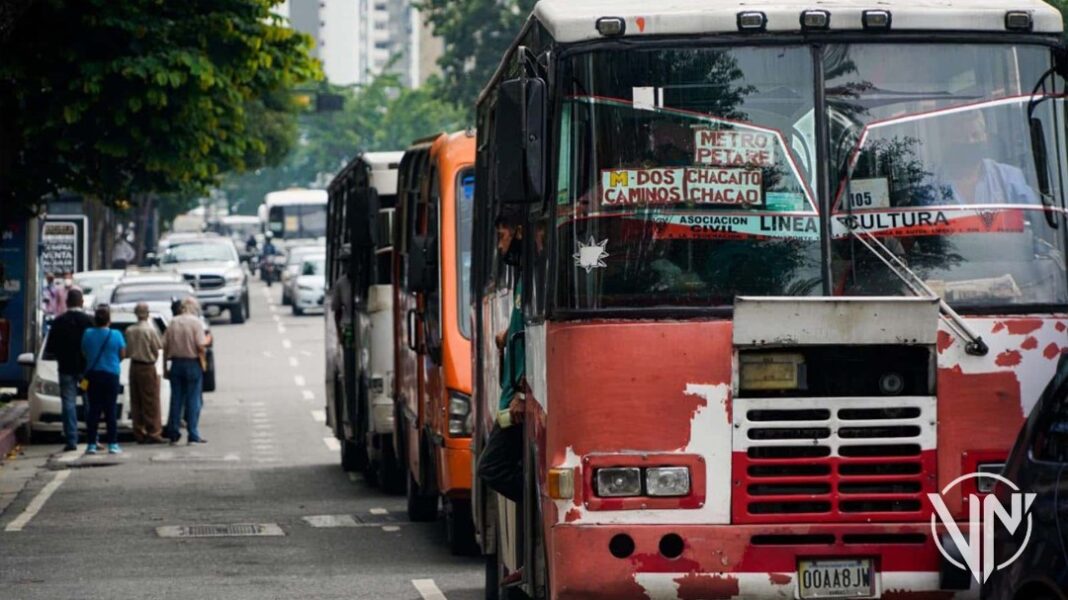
[280,0,441,88]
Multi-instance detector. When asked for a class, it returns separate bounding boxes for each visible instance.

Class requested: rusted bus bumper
[436,438,473,498]
[549,523,973,600]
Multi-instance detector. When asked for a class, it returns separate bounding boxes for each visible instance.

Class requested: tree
[0,0,320,217]
[418,0,536,113]
[219,72,467,212]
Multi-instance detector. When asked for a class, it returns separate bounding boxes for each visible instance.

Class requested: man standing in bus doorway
[125,302,166,444]
[477,211,527,505]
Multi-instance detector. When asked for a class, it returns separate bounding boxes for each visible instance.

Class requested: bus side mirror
[494,77,546,204]
[407,235,438,293]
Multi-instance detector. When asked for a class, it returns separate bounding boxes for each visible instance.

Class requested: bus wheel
[378,440,405,494]
[406,472,438,522]
[340,439,364,472]
[446,498,479,556]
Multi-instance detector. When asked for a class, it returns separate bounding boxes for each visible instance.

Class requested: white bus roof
[363,151,404,196]
[533,0,1063,43]
[264,188,328,207]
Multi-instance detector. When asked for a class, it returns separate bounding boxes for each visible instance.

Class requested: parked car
[19,311,172,439]
[983,354,1068,600]
[71,270,124,308]
[291,256,326,316]
[160,238,249,324]
[107,282,216,393]
[109,281,197,316]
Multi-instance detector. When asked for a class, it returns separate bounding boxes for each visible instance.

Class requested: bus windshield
[555,46,823,310]
[828,43,1068,308]
[269,204,327,239]
[554,43,1068,311]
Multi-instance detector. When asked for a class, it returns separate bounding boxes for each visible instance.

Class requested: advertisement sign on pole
[41,215,88,275]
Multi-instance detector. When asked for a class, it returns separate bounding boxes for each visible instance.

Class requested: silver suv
[161,238,250,324]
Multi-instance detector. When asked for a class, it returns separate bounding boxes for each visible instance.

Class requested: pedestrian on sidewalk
[81,305,126,455]
[125,302,165,444]
[43,288,93,451]
[163,297,211,445]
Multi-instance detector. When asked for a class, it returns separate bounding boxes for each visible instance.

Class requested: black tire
[292,305,303,316]
[202,349,216,392]
[446,498,480,556]
[407,471,438,522]
[484,551,500,600]
[243,294,250,319]
[230,301,245,324]
[378,439,405,494]
[281,289,291,306]
[341,439,366,472]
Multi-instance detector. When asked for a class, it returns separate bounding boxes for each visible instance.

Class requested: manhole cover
[156,523,284,538]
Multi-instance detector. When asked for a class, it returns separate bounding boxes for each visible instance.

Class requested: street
[0,280,482,600]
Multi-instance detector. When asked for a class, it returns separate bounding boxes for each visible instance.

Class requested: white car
[19,312,172,437]
[281,245,325,306]
[292,256,326,316]
[72,270,124,308]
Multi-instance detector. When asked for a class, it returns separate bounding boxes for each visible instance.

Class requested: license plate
[797,559,874,599]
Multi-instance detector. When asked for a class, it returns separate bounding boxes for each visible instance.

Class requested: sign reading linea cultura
[42,215,88,275]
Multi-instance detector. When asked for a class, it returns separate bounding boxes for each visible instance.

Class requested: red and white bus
[471,0,1068,598]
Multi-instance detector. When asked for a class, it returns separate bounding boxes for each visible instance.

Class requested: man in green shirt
[477,212,525,503]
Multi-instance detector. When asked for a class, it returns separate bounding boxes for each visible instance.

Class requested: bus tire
[446,498,479,556]
[340,439,364,472]
[378,439,405,494]
[407,471,438,522]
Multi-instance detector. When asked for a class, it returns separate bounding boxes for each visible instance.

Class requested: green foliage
[0,0,320,215]
[418,0,536,112]
[220,73,467,213]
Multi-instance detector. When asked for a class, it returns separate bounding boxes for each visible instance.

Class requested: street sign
[41,215,88,274]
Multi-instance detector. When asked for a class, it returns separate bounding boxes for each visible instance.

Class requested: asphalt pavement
[0,279,482,600]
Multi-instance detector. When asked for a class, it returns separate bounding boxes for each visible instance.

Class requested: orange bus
[393,131,478,553]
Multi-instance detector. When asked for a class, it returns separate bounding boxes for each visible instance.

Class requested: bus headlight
[645,467,691,497]
[595,467,642,497]
[447,392,471,437]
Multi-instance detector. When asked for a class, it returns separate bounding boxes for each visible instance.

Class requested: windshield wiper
[848,230,989,356]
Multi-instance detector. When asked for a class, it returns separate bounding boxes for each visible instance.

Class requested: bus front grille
[732,396,936,524]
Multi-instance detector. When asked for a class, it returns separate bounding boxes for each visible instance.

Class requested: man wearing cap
[125,302,165,443]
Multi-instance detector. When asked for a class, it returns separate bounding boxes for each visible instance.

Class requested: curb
[0,401,30,462]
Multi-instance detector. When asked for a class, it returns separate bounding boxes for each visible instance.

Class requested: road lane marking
[311,410,326,423]
[412,579,447,600]
[277,324,286,334]
[272,314,281,322]
[323,437,340,451]
[382,525,401,532]
[303,515,359,528]
[370,507,388,515]
[300,350,312,357]
[282,339,292,349]
[269,305,277,313]
[262,351,273,358]
[5,470,71,532]
[294,375,306,387]
[347,472,361,482]
[301,390,315,401]
[289,356,299,368]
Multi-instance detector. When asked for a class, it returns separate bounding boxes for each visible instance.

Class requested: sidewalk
[0,400,29,463]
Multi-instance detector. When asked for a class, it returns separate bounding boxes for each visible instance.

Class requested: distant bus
[258,189,328,242]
